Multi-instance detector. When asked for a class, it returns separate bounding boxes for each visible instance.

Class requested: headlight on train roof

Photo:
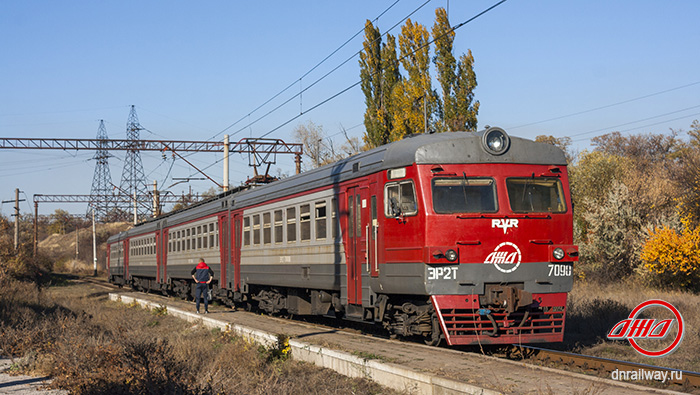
[553,247,565,260]
[482,127,510,155]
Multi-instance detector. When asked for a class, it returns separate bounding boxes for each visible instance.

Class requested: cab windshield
[506,178,566,213]
[431,177,497,214]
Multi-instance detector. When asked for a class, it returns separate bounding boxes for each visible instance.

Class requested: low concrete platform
[110,292,683,395]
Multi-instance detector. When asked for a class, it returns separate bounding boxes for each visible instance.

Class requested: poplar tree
[453,50,479,131]
[432,8,479,132]
[391,18,437,140]
[359,8,479,145]
[359,21,385,148]
[359,21,401,149]
[379,33,400,146]
[432,7,456,132]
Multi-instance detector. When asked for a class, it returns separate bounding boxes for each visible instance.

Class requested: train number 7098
[548,264,572,277]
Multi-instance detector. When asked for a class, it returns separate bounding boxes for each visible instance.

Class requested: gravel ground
[0,359,66,395]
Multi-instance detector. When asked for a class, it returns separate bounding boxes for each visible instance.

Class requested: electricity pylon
[87,120,114,219]
[118,105,150,221]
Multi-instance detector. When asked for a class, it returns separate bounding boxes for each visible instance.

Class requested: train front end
[418,128,577,345]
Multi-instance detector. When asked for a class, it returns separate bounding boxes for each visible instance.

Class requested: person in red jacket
[190,258,214,314]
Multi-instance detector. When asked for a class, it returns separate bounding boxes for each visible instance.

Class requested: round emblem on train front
[484,242,522,273]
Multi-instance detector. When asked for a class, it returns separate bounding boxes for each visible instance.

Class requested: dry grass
[0,277,400,395]
[565,278,700,372]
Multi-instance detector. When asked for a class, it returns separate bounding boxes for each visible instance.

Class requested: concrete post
[223,135,230,192]
[92,208,97,277]
[34,201,38,256]
[153,180,159,218]
[14,188,19,250]
[133,190,138,225]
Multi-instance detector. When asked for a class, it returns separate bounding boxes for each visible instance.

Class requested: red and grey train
[107,127,578,346]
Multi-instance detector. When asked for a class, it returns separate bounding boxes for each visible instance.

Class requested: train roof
[231,128,566,209]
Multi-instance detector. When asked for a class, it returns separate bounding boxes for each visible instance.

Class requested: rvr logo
[492,219,518,234]
[608,319,675,339]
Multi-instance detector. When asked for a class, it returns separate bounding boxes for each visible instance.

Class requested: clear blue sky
[2,0,699,216]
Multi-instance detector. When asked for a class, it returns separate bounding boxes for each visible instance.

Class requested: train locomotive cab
[376,128,577,346]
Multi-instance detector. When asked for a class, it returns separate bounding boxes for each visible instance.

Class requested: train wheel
[424,313,442,346]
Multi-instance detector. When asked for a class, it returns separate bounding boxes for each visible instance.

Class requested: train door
[232,213,242,291]
[218,213,229,289]
[155,230,162,284]
[346,185,369,305]
[123,239,130,281]
[369,191,379,278]
[159,226,168,284]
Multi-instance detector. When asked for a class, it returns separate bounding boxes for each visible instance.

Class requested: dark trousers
[195,283,209,312]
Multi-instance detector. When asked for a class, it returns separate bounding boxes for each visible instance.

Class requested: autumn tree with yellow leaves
[359,8,479,148]
[641,216,700,291]
[390,18,437,141]
[553,123,700,290]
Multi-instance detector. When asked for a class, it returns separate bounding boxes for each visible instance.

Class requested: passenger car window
[253,214,261,245]
[274,210,283,244]
[243,217,250,246]
[263,212,271,245]
[286,207,296,242]
[315,201,327,240]
[300,204,311,241]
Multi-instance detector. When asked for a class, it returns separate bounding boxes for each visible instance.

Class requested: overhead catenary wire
[258,0,509,140]
[166,1,411,172]
[571,110,700,143]
[182,1,444,180]
[568,104,700,139]
[213,0,432,142]
[209,0,404,140]
[108,1,444,187]
[510,80,700,130]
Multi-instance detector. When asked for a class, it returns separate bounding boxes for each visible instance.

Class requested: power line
[571,111,700,143]
[259,0,508,140]
[510,80,700,130]
[212,0,430,142]
[568,104,700,138]
[260,83,362,138]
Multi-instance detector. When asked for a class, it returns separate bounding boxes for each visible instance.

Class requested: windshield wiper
[461,172,470,211]
[520,174,535,212]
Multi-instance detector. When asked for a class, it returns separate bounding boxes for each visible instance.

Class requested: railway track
[512,345,699,391]
[76,276,699,393]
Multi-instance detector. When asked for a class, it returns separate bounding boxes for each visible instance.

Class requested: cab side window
[385,180,418,217]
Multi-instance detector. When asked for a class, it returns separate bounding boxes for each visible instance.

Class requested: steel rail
[515,344,699,389]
